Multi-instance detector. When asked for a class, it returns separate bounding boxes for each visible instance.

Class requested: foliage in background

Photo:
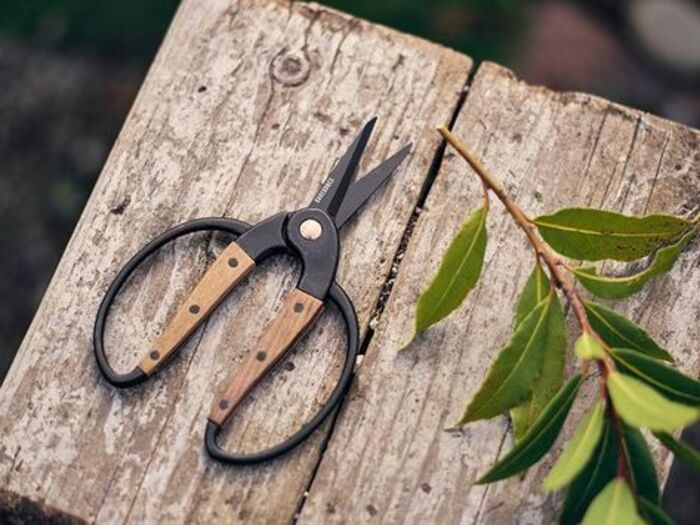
[0,0,179,59]
[0,0,527,63]
[404,125,700,524]
[324,0,528,63]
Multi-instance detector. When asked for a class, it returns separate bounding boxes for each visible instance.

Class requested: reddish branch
[437,125,629,479]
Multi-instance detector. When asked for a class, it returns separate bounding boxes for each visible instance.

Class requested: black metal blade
[334,143,411,229]
[311,117,376,218]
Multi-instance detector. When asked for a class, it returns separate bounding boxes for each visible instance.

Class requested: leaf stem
[437,127,595,341]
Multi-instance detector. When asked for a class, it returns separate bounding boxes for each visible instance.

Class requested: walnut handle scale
[138,242,255,375]
[208,288,324,426]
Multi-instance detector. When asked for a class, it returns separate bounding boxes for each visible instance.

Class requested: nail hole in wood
[189,304,200,314]
[228,257,239,268]
[150,351,160,360]
[293,302,304,313]
[219,400,229,410]
[256,351,267,361]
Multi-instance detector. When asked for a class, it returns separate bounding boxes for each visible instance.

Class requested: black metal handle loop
[204,281,359,465]
[93,218,251,387]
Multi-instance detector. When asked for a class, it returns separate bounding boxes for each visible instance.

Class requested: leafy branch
[403,126,700,524]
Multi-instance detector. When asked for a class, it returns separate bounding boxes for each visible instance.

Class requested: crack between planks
[643,133,671,215]
[290,67,476,523]
[471,428,509,525]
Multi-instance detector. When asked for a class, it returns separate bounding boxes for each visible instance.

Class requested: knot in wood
[271,50,310,86]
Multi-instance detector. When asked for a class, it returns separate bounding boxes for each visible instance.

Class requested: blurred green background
[0,0,698,520]
[0,0,524,60]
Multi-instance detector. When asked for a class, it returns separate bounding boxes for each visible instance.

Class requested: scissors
[93,117,411,464]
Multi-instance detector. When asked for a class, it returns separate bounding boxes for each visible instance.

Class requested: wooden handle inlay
[138,242,255,375]
[208,288,323,426]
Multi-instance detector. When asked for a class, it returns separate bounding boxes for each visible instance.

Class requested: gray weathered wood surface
[0,0,470,523]
[1,0,698,523]
[299,62,700,524]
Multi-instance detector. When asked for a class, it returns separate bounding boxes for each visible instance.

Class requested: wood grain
[140,242,255,376]
[298,62,700,524]
[1,0,697,522]
[209,288,323,426]
[0,0,471,522]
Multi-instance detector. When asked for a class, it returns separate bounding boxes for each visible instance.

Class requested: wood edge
[297,0,474,71]
[0,489,86,525]
[474,61,700,135]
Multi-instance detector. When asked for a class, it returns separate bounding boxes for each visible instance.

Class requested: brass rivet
[228,257,239,268]
[299,219,323,240]
[189,304,200,314]
[256,351,267,361]
[150,351,160,360]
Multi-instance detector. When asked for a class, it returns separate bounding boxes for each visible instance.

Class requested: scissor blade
[311,117,377,218]
[334,143,411,229]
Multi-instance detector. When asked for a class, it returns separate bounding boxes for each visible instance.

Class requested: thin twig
[438,127,594,337]
[437,125,630,479]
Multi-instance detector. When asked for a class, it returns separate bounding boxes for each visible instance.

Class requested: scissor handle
[205,281,359,464]
[93,218,251,387]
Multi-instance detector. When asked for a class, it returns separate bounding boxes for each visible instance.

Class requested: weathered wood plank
[0,0,470,522]
[298,62,700,524]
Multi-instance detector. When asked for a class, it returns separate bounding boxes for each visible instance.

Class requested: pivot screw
[299,219,323,240]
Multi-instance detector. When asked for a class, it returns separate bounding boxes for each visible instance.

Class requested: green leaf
[611,348,700,406]
[654,431,700,471]
[581,478,642,525]
[607,372,699,432]
[515,264,550,327]
[533,207,692,262]
[405,206,488,346]
[511,278,567,441]
[575,332,606,360]
[561,419,618,525]
[457,294,563,425]
[573,230,695,299]
[476,375,582,483]
[638,497,675,525]
[585,302,673,362]
[543,400,605,491]
[620,423,659,503]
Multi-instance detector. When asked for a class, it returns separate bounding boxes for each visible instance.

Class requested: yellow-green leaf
[654,431,700,471]
[575,332,606,360]
[543,401,605,491]
[585,302,673,362]
[561,419,618,525]
[607,372,699,432]
[534,208,691,262]
[456,294,562,425]
[476,375,582,483]
[611,348,700,406]
[511,271,566,442]
[573,230,695,299]
[403,206,487,347]
[581,478,641,525]
[515,264,550,327]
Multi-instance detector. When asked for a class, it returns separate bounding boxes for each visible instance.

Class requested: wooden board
[2,0,699,523]
[298,62,700,523]
[0,0,470,522]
